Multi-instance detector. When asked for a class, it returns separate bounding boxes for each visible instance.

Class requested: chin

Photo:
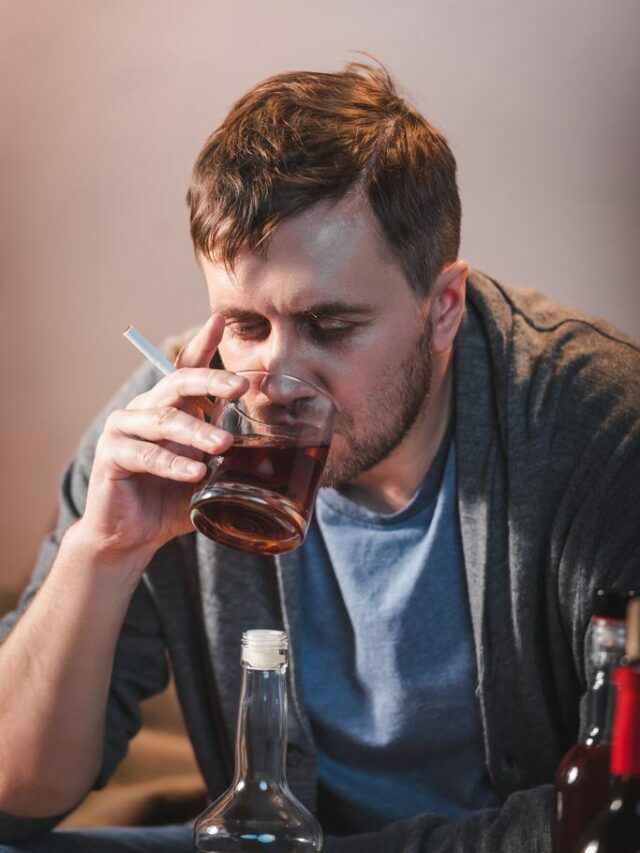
[321,452,364,490]
[321,438,349,488]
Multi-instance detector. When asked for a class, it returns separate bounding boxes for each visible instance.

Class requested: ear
[429,260,468,353]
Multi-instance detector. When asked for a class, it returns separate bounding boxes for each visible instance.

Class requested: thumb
[175,313,225,369]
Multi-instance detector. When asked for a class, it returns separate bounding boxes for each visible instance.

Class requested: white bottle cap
[241,630,288,670]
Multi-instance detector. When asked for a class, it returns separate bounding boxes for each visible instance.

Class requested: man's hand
[79,313,248,562]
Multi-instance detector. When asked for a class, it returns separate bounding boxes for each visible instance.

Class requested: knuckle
[104,409,124,432]
[126,391,148,409]
[94,434,111,462]
[190,417,206,442]
[166,453,183,473]
[139,443,161,469]
[156,406,179,429]
[95,434,120,469]
[168,369,190,396]
[170,366,190,383]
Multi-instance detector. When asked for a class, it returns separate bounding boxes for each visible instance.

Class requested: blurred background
[2,0,640,601]
[0,0,639,825]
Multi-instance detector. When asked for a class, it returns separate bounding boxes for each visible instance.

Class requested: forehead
[200,194,410,313]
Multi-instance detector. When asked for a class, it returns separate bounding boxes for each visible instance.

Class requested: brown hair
[187,61,461,295]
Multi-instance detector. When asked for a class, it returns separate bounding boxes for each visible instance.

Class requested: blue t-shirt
[292,437,500,832]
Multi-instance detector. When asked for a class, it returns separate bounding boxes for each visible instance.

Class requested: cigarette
[122,325,216,419]
[123,325,176,376]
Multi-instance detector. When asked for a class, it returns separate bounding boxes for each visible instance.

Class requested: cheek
[322,354,385,425]
[216,337,258,370]
[332,338,392,392]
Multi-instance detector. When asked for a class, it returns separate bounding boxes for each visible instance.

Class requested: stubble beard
[321,318,434,489]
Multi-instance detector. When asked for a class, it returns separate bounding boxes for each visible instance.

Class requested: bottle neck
[584,617,626,746]
[584,662,618,745]
[234,664,287,785]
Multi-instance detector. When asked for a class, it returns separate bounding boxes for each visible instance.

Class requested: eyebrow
[214,301,375,321]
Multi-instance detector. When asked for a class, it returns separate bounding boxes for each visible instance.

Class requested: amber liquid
[554,742,611,853]
[190,436,329,556]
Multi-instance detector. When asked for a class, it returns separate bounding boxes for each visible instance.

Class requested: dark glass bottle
[574,662,640,852]
[554,591,628,853]
[194,630,323,852]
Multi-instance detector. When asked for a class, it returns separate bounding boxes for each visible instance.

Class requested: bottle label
[611,666,640,776]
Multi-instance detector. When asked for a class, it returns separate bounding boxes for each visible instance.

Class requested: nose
[259,324,295,374]
[259,372,318,408]
[257,326,321,391]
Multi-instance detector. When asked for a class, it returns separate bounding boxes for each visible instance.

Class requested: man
[0,61,638,852]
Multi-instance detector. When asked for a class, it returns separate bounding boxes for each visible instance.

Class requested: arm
[0,446,171,842]
[0,314,246,835]
[0,531,171,842]
[0,524,156,817]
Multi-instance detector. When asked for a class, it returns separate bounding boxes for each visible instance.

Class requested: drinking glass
[190,370,335,555]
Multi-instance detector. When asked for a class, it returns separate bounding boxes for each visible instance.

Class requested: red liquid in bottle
[555,742,611,852]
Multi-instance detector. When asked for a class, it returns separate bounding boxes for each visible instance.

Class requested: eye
[317,318,351,332]
[306,316,355,341]
[226,320,268,340]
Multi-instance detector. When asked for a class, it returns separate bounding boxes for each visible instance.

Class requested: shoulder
[464,270,640,441]
[466,269,639,368]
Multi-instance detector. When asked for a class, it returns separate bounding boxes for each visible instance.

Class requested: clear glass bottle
[553,590,628,853]
[194,629,323,852]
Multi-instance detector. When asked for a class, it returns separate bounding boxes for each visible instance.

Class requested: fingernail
[186,461,203,476]
[225,375,246,387]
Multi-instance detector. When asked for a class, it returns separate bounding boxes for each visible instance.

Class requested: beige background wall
[2,0,639,599]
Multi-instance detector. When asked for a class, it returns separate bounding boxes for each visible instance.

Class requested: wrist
[60,520,158,587]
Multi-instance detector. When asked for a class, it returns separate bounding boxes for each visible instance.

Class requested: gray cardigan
[2,270,639,851]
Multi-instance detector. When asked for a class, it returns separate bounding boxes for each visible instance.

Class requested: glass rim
[222,369,336,435]
[233,369,336,405]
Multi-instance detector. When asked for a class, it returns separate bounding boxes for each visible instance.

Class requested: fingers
[127,367,248,412]
[128,314,249,414]
[100,434,208,482]
[175,313,226,369]
[104,315,247,485]
[105,407,234,457]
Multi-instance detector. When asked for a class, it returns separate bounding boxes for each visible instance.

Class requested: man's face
[200,194,433,487]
